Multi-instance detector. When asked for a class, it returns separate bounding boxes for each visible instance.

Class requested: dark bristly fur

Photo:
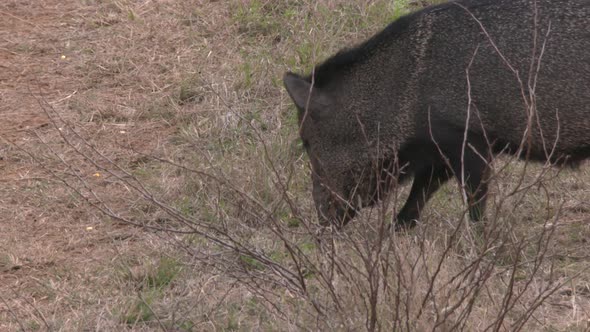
[284,0,590,229]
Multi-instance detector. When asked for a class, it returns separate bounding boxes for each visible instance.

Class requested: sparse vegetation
[1,0,589,331]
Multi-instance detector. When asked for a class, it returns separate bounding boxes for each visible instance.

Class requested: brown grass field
[1,0,589,331]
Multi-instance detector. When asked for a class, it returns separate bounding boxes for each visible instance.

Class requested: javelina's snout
[312,180,357,228]
[315,198,358,229]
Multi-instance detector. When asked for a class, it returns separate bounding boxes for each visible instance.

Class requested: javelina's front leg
[396,164,451,229]
[448,143,491,222]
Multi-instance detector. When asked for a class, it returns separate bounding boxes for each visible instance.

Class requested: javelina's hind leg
[395,164,451,229]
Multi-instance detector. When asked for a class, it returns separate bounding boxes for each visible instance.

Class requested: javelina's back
[339,0,590,160]
[414,0,590,160]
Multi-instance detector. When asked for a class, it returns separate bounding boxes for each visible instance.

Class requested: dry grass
[1,0,589,331]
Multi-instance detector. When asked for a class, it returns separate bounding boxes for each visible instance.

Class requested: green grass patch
[120,292,158,325]
[146,256,182,289]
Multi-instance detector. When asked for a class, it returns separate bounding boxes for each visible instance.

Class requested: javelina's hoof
[393,218,418,232]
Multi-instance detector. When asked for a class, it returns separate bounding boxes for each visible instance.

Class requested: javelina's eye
[295,138,309,152]
[302,139,310,150]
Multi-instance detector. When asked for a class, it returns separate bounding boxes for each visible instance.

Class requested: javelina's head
[283,72,383,228]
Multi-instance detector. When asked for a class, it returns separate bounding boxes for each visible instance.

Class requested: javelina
[283,0,590,229]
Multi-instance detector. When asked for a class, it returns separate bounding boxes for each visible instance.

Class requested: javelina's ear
[283,72,331,121]
[283,72,312,109]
